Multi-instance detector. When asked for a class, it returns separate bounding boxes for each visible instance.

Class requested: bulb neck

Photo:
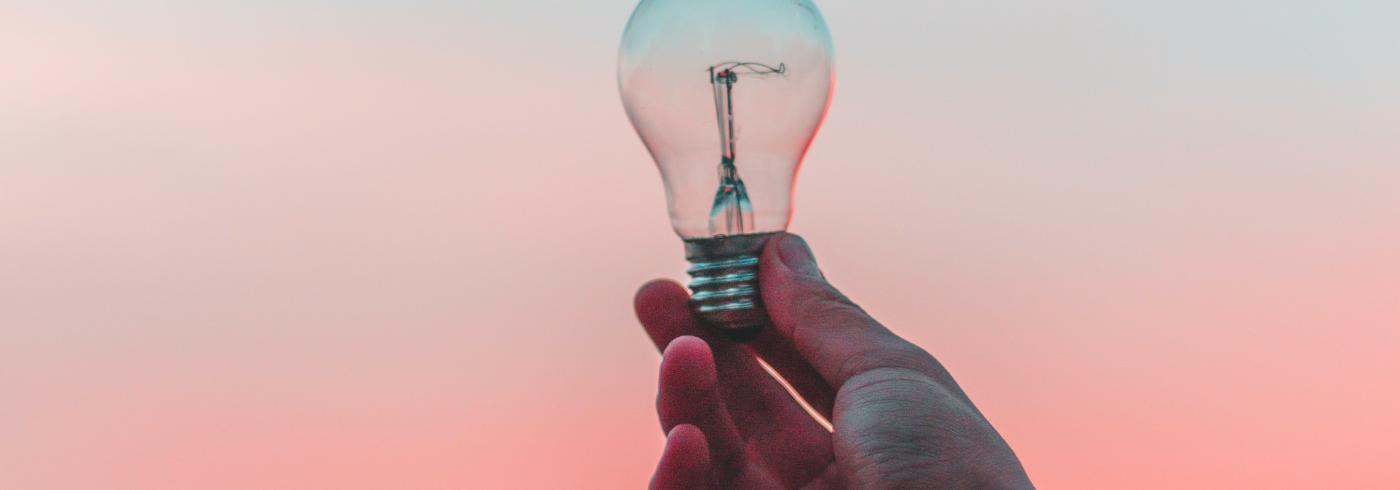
[683,232,777,342]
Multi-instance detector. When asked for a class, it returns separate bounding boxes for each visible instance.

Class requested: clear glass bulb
[619,0,835,339]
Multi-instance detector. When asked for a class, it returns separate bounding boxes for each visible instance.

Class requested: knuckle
[836,343,937,386]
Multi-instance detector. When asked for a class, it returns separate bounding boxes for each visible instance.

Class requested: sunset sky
[3,1,1398,488]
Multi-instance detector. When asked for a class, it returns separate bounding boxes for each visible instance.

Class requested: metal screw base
[684,232,777,342]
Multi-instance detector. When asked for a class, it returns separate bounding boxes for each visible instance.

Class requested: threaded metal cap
[683,233,776,342]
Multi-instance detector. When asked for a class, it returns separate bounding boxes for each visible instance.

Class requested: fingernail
[777,234,822,277]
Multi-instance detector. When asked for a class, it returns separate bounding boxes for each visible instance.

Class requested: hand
[634,234,1033,489]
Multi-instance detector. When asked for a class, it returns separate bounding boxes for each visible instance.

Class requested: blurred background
[2,1,1397,488]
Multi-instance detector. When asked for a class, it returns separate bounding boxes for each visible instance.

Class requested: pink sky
[3,1,1398,488]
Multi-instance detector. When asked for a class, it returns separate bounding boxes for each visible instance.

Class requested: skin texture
[635,234,1034,489]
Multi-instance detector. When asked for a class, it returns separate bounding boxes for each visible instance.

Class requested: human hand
[634,234,1033,489]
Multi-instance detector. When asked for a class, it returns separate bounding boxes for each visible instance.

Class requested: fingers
[635,280,831,436]
[636,279,837,485]
[650,424,712,490]
[656,336,745,479]
[760,234,953,390]
[635,280,705,350]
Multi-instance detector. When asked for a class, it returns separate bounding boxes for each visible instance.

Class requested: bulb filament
[707,61,785,236]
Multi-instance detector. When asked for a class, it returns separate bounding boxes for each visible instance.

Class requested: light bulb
[619,0,835,340]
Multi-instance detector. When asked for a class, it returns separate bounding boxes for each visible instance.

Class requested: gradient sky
[3,1,1398,488]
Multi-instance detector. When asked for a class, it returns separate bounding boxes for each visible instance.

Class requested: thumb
[763,233,867,332]
[760,234,941,388]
